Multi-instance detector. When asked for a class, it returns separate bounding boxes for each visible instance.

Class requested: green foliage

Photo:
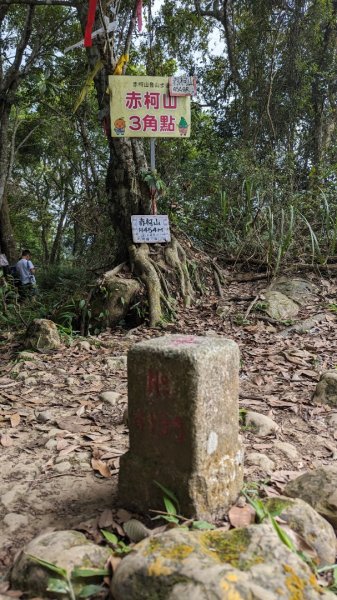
[100,530,132,555]
[28,554,108,600]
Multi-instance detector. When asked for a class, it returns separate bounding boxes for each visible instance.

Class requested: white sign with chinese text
[131,215,171,243]
[109,76,191,138]
[169,76,197,97]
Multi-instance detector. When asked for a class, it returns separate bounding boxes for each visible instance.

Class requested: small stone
[99,391,122,406]
[1,486,27,509]
[16,371,28,380]
[245,411,279,437]
[75,340,91,351]
[4,513,29,532]
[246,452,275,472]
[273,441,299,461]
[45,428,64,439]
[36,410,54,423]
[66,377,76,386]
[53,461,71,473]
[17,351,38,361]
[24,377,37,386]
[313,371,337,406]
[74,451,91,461]
[45,439,57,450]
[82,373,101,382]
[106,356,127,371]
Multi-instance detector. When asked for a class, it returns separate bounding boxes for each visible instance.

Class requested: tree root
[129,243,162,327]
[165,238,194,307]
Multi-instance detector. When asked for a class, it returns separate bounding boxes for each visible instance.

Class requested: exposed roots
[165,238,194,307]
[129,243,162,327]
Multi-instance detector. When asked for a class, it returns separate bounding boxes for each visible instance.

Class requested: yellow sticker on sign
[108,76,191,138]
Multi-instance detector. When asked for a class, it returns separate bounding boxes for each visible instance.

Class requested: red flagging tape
[84,0,98,47]
[136,0,143,32]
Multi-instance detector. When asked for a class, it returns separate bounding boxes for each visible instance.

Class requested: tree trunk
[0,195,17,262]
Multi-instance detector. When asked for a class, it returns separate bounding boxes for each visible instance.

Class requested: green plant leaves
[71,567,109,578]
[46,578,70,594]
[27,555,67,578]
[154,481,180,512]
[163,496,177,516]
[101,530,118,545]
[191,520,216,530]
[77,584,104,597]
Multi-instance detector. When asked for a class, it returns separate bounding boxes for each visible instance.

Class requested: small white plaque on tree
[169,76,197,97]
[131,215,171,244]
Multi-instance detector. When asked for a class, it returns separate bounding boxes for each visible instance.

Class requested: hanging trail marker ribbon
[84,0,98,47]
[73,59,103,113]
[136,0,143,32]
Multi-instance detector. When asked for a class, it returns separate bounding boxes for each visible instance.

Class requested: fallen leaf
[91,458,111,478]
[56,417,92,433]
[98,509,114,528]
[228,505,256,528]
[1,434,13,447]
[58,444,79,456]
[116,508,132,523]
[10,413,21,428]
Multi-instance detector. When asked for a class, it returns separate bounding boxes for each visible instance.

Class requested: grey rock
[285,466,337,527]
[53,461,72,473]
[36,410,54,423]
[45,428,63,439]
[245,411,279,437]
[112,524,333,600]
[264,291,299,321]
[90,275,141,327]
[106,356,127,371]
[24,377,37,386]
[45,438,57,450]
[11,530,111,597]
[313,370,337,406]
[24,319,61,351]
[4,512,29,532]
[273,441,299,461]
[99,391,122,406]
[246,452,275,472]
[1,485,27,509]
[17,351,38,361]
[269,277,318,306]
[262,496,337,566]
[74,340,91,351]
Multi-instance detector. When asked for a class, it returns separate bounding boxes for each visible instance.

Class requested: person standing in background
[16,250,36,300]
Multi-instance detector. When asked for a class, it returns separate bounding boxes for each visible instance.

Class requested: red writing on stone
[171,336,198,346]
[133,409,185,443]
[147,369,171,397]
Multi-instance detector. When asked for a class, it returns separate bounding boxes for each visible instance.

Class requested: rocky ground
[1,270,337,596]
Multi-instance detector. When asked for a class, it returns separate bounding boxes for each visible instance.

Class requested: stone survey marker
[118,335,243,519]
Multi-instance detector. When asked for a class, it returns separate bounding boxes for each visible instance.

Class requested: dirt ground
[1,269,337,579]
